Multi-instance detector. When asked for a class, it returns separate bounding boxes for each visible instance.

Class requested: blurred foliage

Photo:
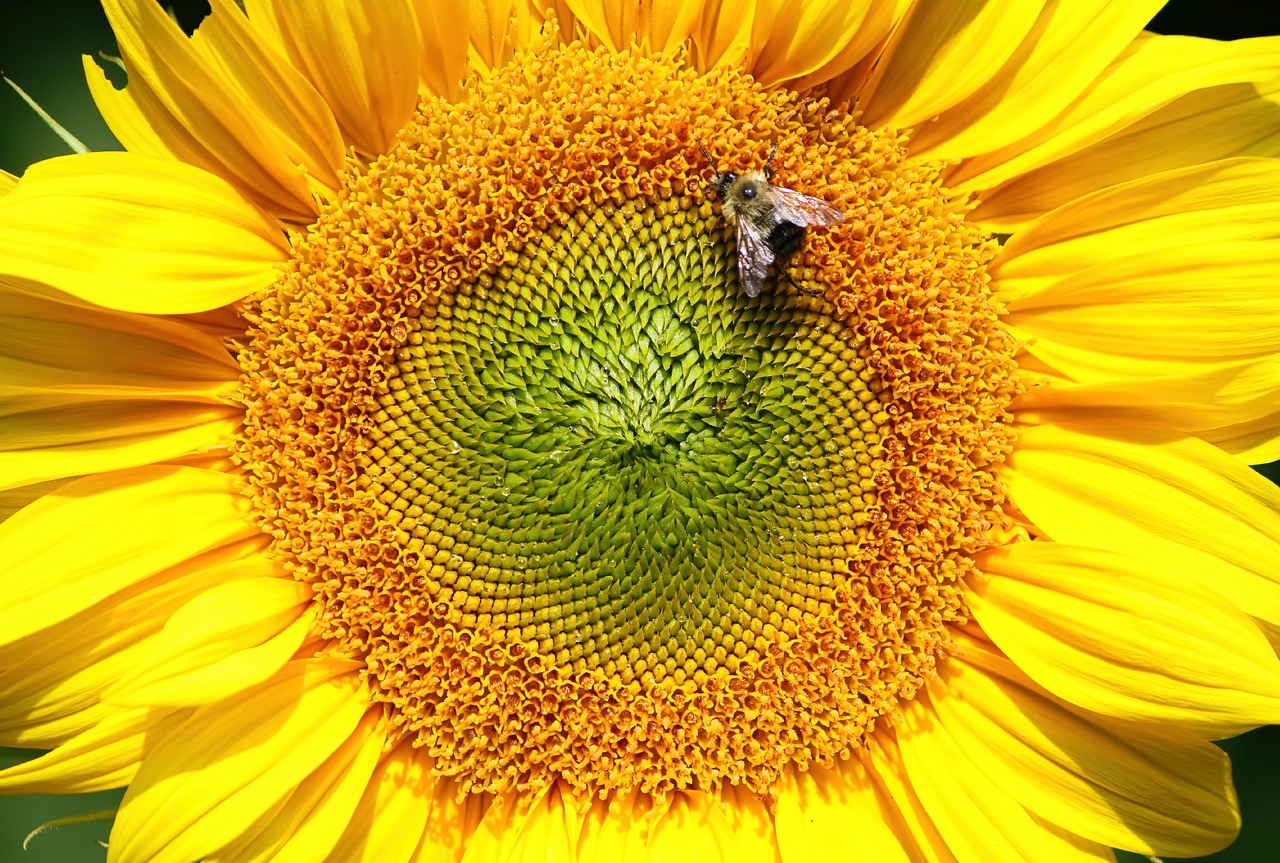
[0,748,119,863]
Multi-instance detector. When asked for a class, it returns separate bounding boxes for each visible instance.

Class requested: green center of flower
[235,38,1019,801]
[369,198,872,688]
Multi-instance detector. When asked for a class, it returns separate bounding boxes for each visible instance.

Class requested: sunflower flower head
[235,34,1020,803]
[2,2,1280,861]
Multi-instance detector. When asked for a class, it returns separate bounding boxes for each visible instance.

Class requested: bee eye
[741,186,756,199]
[724,172,737,183]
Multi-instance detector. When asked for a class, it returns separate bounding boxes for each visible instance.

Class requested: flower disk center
[373,201,871,688]
[235,39,1019,801]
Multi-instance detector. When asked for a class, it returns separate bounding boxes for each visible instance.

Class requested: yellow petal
[109,658,366,863]
[578,787,780,863]
[794,0,910,94]
[0,706,178,794]
[717,784,784,863]
[775,761,913,863]
[82,54,170,156]
[923,638,1238,858]
[1004,420,1280,627]
[0,466,257,650]
[0,548,269,748]
[633,0,702,52]
[204,710,385,863]
[0,477,70,524]
[898,694,1118,863]
[857,0,1046,131]
[749,0,866,87]
[1008,242,1278,373]
[859,736,958,863]
[408,776,488,863]
[1257,619,1280,656]
[692,0,757,69]
[168,306,249,341]
[0,170,17,195]
[0,400,233,494]
[996,158,1280,288]
[467,0,548,77]
[565,0,701,54]
[0,288,237,385]
[166,450,241,474]
[971,71,1280,232]
[0,153,286,314]
[461,783,583,863]
[412,0,470,100]
[995,159,1280,380]
[0,290,239,490]
[739,0,901,90]
[107,577,314,707]
[952,34,1280,196]
[0,703,113,750]
[910,0,1163,160]
[651,790,779,863]
[1203,411,1280,464]
[576,789,664,862]
[1013,359,1280,454]
[93,0,344,221]
[970,542,1280,736]
[323,741,433,863]
[244,0,421,156]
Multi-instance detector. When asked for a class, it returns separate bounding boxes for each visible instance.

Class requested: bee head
[709,170,737,200]
[693,139,778,210]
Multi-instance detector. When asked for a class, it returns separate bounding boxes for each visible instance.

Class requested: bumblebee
[697,141,843,296]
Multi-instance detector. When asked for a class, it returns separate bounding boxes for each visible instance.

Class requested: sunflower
[3,0,1280,860]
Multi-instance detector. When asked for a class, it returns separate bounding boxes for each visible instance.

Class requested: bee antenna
[694,138,717,171]
[763,142,779,181]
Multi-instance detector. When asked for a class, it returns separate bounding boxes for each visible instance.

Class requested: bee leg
[780,269,823,296]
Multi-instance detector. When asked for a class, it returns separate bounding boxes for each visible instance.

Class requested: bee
[696,141,843,297]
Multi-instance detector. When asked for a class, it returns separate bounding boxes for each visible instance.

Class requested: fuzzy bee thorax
[711,170,776,224]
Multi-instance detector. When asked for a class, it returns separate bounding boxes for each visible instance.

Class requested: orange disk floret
[234,36,1019,802]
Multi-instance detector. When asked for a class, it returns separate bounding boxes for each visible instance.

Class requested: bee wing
[769,185,844,227]
[735,219,773,297]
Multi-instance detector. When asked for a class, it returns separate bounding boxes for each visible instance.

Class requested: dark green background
[2,1,1279,861]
